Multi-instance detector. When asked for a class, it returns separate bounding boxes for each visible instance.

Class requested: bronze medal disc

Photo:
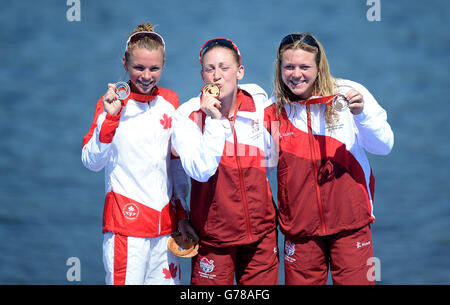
[168,232,199,258]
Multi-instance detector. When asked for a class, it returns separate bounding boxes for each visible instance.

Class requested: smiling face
[200,46,244,100]
[123,47,164,95]
[280,48,318,100]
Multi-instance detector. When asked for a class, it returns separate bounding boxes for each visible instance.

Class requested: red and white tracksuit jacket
[81,86,189,238]
[264,79,394,238]
[171,84,277,248]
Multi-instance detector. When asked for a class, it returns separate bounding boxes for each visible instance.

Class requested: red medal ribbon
[294,94,338,106]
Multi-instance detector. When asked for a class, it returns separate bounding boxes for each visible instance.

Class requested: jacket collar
[123,86,160,104]
[236,89,256,113]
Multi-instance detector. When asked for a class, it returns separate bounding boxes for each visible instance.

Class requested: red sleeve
[82,97,104,147]
[99,113,121,143]
[264,103,278,134]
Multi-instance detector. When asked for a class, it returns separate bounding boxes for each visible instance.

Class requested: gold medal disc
[201,83,220,98]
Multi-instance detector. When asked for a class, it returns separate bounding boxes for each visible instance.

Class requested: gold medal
[201,83,220,98]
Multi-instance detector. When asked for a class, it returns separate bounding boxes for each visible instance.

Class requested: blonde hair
[124,22,165,64]
[274,32,336,126]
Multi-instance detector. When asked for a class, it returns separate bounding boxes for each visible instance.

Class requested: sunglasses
[199,38,241,65]
[278,33,320,58]
[125,31,165,52]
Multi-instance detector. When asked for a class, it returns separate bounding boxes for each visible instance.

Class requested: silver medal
[115,81,130,100]
[331,94,349,112]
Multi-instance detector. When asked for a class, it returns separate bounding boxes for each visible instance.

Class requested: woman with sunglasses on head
[265,33,394,285]
[171,38,279,285]
[81,22,197,285]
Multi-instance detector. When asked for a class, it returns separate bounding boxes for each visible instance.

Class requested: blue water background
[0,0,449,284]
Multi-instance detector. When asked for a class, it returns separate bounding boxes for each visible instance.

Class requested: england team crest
[199,257,215,273]
[284,240,296,263]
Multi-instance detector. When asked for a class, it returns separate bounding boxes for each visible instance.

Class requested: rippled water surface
[0,0,449,284]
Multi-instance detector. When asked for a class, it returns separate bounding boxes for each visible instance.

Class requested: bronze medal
[167,232,199,258]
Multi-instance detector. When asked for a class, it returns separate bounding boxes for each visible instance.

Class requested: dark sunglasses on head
[278,33,320,57]
[199,38,241,65]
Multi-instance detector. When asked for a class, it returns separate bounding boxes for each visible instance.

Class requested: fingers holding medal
[345,89,364,115]
[200,83,222,119]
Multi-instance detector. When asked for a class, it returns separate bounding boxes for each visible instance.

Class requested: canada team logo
[160,113,172,130]
[199,257,215,273]
[122,203,139,220]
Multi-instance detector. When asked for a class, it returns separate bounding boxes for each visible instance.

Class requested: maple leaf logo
[162,263,178,279]
[160,113,172,129]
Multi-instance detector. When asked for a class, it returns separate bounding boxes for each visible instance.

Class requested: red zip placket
[229,99,253,242]
[306,105,327,234]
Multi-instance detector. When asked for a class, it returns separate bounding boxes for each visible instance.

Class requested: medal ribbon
[294,94,338,106]
[229,95,243,126]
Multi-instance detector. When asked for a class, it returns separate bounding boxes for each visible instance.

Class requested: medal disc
[115,81,130,100]
[168,232,199,258]
[201,83,220,98]
[332,94,349,112]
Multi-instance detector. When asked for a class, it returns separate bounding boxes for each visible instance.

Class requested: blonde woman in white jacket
[82,22,196,285]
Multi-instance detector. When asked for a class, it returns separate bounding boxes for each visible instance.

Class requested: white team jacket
[82,86,189,238]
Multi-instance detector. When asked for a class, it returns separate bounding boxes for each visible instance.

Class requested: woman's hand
[200,93,222,120]
[178,218,199,243]
[346,89,364,115]
[102,83,122,116]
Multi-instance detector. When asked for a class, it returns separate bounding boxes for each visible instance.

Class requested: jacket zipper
[158,212,161,235]
[306,106,327,235]
[231,119,253,242]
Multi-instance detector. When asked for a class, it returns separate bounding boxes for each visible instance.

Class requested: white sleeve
[172,108,230,183]
[338,80,394,155]
[263,121,279,174]
[81,112,115,172]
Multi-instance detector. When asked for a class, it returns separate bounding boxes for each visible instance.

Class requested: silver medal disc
[332,94,349,112]
[115,81,130,100]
